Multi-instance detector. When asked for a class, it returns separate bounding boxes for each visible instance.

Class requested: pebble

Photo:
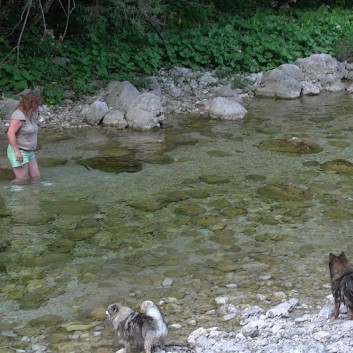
[214,296,228,305]
[225,283,237,289]
[162,278,174,287]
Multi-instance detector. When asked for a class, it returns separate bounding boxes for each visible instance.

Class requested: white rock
[215,296,229,305]
[313,330,330,341]
[266,298,299,318]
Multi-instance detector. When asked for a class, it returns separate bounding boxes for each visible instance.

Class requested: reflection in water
[1,93,353,349]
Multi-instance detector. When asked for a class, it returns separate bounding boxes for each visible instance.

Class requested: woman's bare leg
[11,164,30,184]
[28,159,40,183]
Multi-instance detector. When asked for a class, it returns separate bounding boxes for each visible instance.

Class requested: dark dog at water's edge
[329,251,353,320]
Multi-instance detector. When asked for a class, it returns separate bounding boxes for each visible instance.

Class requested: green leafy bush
[2,6,353,102]
[334,32,353,61]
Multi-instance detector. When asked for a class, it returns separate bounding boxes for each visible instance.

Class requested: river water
[1,93,353,351]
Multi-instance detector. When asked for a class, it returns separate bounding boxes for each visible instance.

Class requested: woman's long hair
[17,92,42,117]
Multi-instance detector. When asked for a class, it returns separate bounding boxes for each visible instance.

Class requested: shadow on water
[1,92,353,350]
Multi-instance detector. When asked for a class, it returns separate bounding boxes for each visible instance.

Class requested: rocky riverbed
[1,292,351,353]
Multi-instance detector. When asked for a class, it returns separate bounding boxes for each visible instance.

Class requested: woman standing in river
[6,91,42,184]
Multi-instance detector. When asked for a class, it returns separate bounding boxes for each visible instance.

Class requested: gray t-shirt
[10,109,38,151]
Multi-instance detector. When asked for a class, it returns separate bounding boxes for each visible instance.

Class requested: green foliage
[0,65,34,92]
[43,84,64,105]
[2,4,353,103]
[231,75,252,90]
[333,32,353,61]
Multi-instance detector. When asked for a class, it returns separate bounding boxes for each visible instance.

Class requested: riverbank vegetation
[1,0,353,104]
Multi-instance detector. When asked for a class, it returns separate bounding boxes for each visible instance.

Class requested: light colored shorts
[7,145,36,168]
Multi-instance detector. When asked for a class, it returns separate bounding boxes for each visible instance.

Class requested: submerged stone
[210,229,235,245]
[321,159,353,174]
[245,174,267,182]
[11,209,53,225]
[215,259,237,272]
[0,196,11,217]
[207,150,232,157]
[194,215,219,226]
[199,174,230,184]
[257,183,311,201]
[137,152,174,165]
[323,208,353,220]
[29,314,65,327]
[303,160,321,167]
[128,198,165,211]
[62,227,98,241]
[0,165,13,181]
[187,189,211,199]
[77,156,142,173]
[40,200,98,215]
[98,145,133,157]
[257,137,322,154]
[19,253,71,267]
[209,198,231,208]
[175,203,205,216]
[164,134,199,150]
[328,141,350,148]
[222,206,248,217]
[48,239,75,253]
[18,293,47,310]
[4,283,25,300]
[36,158,68,167]
[255,233,290,242]
[161,190,190,203]
[251,215,280,225]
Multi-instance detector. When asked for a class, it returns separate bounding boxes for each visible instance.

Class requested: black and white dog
[106,301,168,353]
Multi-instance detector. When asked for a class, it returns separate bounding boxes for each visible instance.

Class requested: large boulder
[101,109,127,129]
[295,54,349,92]
[126,93,165,130]
[295,54,347,89]
[207,97,247,120]
[0,98,19,120]
[105,81,140,112]
[255,64,304,99]
[82,100,109,125]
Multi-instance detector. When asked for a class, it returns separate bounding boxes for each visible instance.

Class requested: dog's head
[106,302,134,323]
[106,303,121,319]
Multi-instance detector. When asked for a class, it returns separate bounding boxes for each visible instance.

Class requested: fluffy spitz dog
[106,300,168,353]
[329,252,353,320]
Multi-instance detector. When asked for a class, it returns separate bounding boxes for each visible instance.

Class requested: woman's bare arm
[7,119,24,161]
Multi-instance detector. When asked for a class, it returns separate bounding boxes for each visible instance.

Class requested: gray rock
[82,100,109,125]
[278,63,305,80]
[255,76,303,99]
[207,97,247,120]
[318,303,334,319]
[105,81,140,112]
[162,278,173,287]
[126,92,165,130]
[101,109,127,128]
[327,81,346,92]
[295,53,347,82]
[266,298,299,318]
[301,81,321,95]
[0,98,19,120]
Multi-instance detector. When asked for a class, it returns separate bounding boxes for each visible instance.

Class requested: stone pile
[2,53,353,130]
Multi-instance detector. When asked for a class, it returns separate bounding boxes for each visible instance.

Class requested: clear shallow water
[1,93,353,349]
